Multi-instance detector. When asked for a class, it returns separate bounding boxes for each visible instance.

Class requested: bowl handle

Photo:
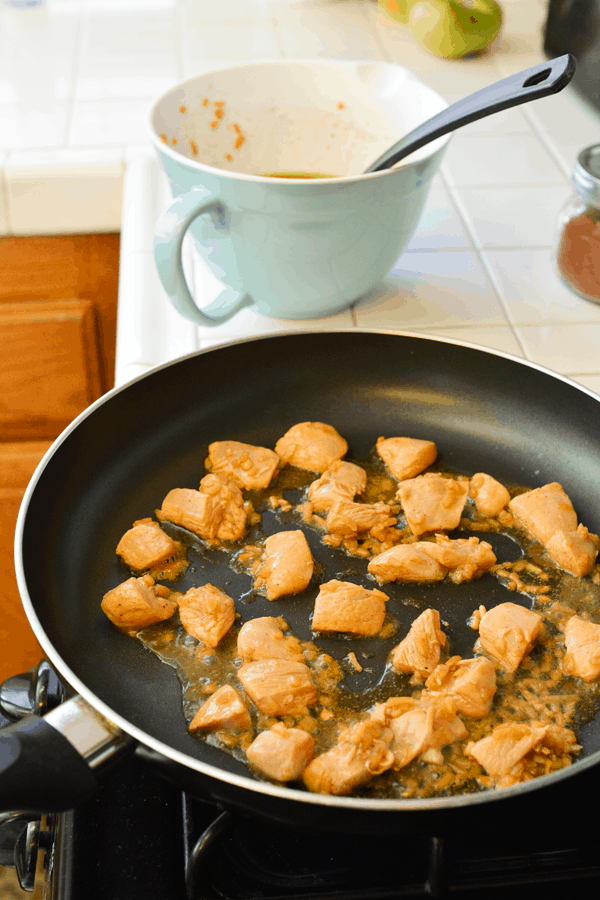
[153,186,253,325]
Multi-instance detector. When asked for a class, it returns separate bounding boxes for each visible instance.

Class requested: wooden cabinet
[0,233,119,680]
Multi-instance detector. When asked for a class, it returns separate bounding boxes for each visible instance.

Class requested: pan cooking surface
[18,331,600,801]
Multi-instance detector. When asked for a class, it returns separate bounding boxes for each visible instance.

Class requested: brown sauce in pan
[133,453,600,799]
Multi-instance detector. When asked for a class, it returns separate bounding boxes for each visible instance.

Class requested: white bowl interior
[151,60,449,177]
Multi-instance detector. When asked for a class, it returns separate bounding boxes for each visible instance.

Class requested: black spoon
[365,53,577,173]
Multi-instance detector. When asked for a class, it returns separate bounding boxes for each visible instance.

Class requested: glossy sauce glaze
[133,451,600,798]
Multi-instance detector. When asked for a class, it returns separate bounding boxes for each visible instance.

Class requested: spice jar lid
[572,144,600,207]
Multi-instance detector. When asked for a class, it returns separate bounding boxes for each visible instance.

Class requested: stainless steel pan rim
[13,327,600,814]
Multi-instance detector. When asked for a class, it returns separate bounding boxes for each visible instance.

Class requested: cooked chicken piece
[101,574,177,630]
[159,473,246,542]
[423,534,496,581]
[312,580,388,636]
[198,473,247,540]
[391,608,447,680]
[563,615,600,682]
[376,436,437,482]
[389,699,468,768]
[368,543,447,584]
[237,616,304,664]
[469,472,511,518]
[368,536,494,586]
[396,474,469,536]
[370,696,418,726]
[546,525,598,577]
[116,519,176,570]
[159,488,208,535]
[261,530,314,600]
[205,440,280,491]
[424,656,496,718]
[478,602,543,673]
[178,584,235,648]
[307,460,367,512]
[465,722,549,778]
[385,707,431,769]
[325,499,394,536]
[509,482,578,546]
[238,659,317,716]
[275,422,348,474]
[189,685,251,732]
[302,719,394,795]
[246,723,315,781]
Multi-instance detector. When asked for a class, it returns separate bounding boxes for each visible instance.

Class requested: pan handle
[0,695,134,814]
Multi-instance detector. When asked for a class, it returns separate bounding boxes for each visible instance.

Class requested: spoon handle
[365,54,576,173]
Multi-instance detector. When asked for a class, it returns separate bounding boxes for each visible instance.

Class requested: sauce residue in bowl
[259,172,337,179]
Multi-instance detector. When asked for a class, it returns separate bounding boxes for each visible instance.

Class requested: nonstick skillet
[5,329,600,836]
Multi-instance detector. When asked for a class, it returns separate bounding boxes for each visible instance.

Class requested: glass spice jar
[555,143,600,303]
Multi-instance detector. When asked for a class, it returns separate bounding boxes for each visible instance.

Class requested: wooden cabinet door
[0,299,103,441]
[0,443,51,677]
[0,234,119,681]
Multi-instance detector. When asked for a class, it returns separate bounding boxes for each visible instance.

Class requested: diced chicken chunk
[101,575,177,630]
[237,616,304,664]
[116,519,176,570]
[205,440,280,490]
[388,699,468,768]
[382,705,430,769]
[478,602,542,673]
[563,615,600,682]
[159,473,246,542]
[469,472,511,518]
[307,460,367,512]
[376,436,437,482]
[261,530,314,600]
[546,525,598,577]
[178,584,235,648]
[302,719,394,795]
[391,608,447,680]
[275,422,348,474]
[246,723,315,781]
[312,580,388,636]
[465,722,549,778]
[423,535,496,582]
[424,656,496,718]
[368,543,447,584]
[368,536,495,586]
[509,482,578,546]
[189,685,251,732]
[396,474,469,536]
[197,473,247,540]
[238,659,317,716]
[325,499,395,537]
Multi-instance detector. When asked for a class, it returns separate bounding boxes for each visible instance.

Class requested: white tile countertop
[3,0,600,385]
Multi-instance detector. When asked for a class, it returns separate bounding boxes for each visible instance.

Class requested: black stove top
[59,752,600,900]
[3,663,600,899]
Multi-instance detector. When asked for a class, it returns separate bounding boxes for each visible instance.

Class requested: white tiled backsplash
[3,0,600,385]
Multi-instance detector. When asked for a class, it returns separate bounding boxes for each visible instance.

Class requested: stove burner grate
[184,797,600,900]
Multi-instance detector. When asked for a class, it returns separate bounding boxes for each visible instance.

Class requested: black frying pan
[6,330,600,835]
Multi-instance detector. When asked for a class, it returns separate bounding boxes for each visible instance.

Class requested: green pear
[379,0,415,25]
[409,0,502,58]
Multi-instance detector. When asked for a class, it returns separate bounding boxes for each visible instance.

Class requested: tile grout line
[521,105,577,182]
[62,0,87,153]
[438,166,530,358]
[172,2,186,83]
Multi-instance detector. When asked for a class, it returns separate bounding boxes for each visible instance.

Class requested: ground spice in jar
[556,205,600,301]
[555,143,600,303]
